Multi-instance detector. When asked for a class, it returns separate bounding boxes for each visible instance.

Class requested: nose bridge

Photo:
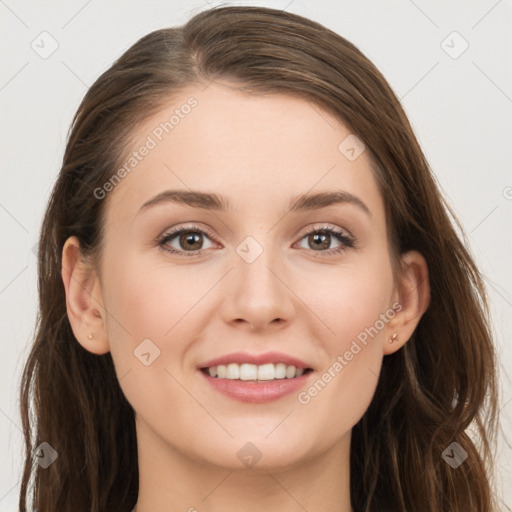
[235,231,280,295]
[223,230,293,328]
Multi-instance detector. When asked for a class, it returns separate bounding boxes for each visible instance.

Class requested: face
[91,81,401,470]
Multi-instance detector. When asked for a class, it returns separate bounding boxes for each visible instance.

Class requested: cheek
[99,255,213,441]
[302,255,394,346]
[100,251,220,379]
[104,243,207,323]
[292,260,393,434]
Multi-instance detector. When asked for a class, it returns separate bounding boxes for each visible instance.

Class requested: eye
[295,225,355,256]
[158,224,217,256]
[157,223,355,257]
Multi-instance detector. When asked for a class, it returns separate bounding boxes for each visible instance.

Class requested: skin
[61,81,430,512]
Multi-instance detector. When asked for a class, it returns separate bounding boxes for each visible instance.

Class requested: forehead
[104,81,384,223]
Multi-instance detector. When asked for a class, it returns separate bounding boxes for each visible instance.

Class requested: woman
[18,5,499,512]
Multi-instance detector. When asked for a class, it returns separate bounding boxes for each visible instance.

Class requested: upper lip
[198,351,313,370]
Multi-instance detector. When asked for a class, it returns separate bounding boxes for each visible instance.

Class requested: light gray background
[1,0,511,510]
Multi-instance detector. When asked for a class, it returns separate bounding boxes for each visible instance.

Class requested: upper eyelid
[160,224,218,242]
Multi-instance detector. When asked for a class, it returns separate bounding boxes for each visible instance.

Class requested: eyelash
[157,223,355,258]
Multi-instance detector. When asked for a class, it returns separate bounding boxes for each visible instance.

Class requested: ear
[61,236,110,355]
[383,250,430,355]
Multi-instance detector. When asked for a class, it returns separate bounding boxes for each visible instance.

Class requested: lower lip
[199,370,313,403]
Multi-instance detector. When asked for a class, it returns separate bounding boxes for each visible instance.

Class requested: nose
[219,242,295,332]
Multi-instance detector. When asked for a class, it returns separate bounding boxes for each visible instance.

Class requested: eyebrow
[137,189,371,217]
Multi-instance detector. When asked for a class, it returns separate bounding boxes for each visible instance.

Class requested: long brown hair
[18,5,499,511]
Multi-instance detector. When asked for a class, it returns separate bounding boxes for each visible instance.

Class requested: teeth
[205,363,307,380]
[227,363,240,379]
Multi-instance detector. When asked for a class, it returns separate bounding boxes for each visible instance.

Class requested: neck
[132,418,353,512]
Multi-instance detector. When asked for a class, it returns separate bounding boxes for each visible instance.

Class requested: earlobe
[61,236,110,355]
[383,250,430,355]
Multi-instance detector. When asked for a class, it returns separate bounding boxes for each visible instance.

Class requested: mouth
[199,364,314,403]
[197,351,315,402]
